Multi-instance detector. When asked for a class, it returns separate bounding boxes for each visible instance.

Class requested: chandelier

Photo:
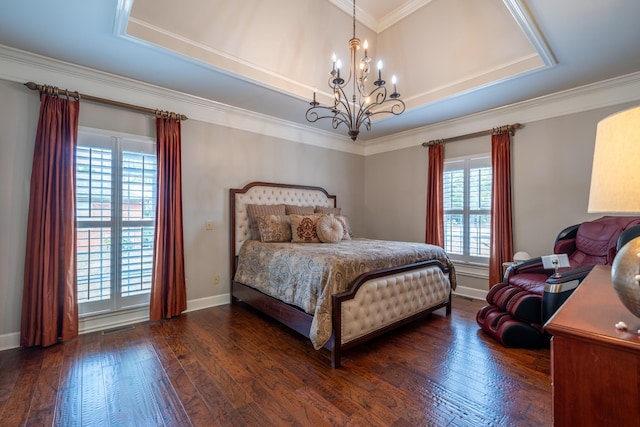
[305,0,406,141]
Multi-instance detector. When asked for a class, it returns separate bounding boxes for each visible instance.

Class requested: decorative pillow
[316,214,344,243]
[315,206,341,215]
[246,204,286,240]
[335,215,352,240]
[256,215,291,242]
[285,204,315,215]
[290,214,322,243]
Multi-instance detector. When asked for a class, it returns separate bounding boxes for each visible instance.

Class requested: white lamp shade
[588,105,640,213]
[513,251,530,263]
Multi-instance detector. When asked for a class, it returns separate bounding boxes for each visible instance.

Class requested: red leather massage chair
[476,216,640,348]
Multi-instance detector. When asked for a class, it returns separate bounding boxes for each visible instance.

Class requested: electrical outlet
[213,275,220,285]
[205,220,213,230]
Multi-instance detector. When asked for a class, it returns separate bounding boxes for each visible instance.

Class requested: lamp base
[611,238,640,318]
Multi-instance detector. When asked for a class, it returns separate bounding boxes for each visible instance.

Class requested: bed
[229,181,455,367]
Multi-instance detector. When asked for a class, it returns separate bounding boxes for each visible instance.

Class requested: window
[76,131,156,316]
[443,155,492,265]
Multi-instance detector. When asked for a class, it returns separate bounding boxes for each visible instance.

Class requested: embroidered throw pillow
[256,215,291,242]
[290,214,322,243]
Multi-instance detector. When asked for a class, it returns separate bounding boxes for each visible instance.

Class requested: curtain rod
[421,123,521,147]
[24,82,188,121]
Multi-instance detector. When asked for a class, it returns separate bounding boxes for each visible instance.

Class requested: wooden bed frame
[229,181,453,368]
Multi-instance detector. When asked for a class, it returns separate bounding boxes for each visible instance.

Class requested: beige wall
[364,102,638,293]
[0,81,39,336]
[0,79,364,337]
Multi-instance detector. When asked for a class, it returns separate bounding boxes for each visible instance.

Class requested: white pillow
[316,214,344,243]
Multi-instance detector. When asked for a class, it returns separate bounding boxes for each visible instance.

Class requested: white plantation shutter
[76,130,156,315]
[76,146,113,302]
[444,155,491,264]
[120,150,156,297]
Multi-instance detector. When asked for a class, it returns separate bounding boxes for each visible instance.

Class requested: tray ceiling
[126,0,550,129]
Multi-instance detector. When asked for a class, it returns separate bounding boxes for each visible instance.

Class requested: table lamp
[588,105,640,318]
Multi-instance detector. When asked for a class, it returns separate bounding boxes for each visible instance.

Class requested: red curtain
[425,144,444,247]
[489,132,514,286]
[150,117,187,320]
[21,93,80,347]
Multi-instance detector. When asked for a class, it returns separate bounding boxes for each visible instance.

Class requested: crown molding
[377,0,434,32]
[113,0,134,35]
[364,71,640,156]
[0,44,363,155]
[328,0,433,33]
[503,0,556,66]
[328,0,379,32]
[2,43,638,159]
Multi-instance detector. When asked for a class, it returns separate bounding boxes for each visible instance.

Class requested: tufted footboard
[331,260,452,367]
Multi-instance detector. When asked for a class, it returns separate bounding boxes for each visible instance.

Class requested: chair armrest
[542,264,595,323]
[504,256,547,280]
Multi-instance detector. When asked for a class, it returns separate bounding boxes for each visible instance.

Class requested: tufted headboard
[229,182,337,271]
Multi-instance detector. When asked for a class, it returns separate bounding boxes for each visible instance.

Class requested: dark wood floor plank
[292,386,353,426]
[0,348,43,426]
[0,349,31,409]
[147,323,217,427]
[24,344,64,426]
[187,307,353,427]
[54,339,84,426]
[80,338,111,427]
[0,296,552,426]
[179,316,323,426]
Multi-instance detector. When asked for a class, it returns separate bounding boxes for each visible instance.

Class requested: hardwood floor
[0,296,551,426]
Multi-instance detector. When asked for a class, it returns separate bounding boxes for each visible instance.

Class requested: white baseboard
[453,285,488,301]
[0,332,20,352]
[0,293,232,352]
[186,293,231,313]
[79,306,151,335]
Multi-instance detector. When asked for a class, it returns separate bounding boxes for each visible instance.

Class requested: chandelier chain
[352,0,356,39]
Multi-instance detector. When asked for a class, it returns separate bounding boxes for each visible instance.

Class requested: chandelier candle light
[306,0,405,141]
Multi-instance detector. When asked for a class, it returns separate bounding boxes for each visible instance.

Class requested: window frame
[76,129,156,317]
[443,154,492,266]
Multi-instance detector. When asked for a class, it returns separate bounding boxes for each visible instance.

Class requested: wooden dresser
[545,265,640,427]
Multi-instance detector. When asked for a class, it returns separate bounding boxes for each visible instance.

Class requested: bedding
[234,238,456,349]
